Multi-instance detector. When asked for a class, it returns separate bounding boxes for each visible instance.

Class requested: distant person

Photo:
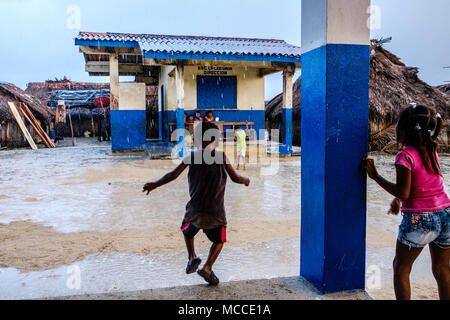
[362,104,450,300]
[187,115,195,123]
[54,103,66,142]
[97,109,105,142]
[143,122,250,286]
[195,111,203,122]
[186,115,195,135]
[234,122,249,170]
[204,111,214,122]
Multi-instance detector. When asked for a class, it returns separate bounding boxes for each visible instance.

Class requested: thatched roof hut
[0,82,54,148]
[0,82,53,125]
[25,79,110,106]
[265,40,450,152]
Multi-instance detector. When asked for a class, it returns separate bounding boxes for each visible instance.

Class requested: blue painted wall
[111,110,146,152]
[301,44,369,293]
[197,76,237,109]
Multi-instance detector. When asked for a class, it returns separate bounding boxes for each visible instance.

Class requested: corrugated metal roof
[47,89,110,109]
[76,32,301,58]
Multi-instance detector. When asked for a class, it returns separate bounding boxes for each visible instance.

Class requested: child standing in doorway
[235,122,248,170]
[143,122,250,285]
[362,104,450,300]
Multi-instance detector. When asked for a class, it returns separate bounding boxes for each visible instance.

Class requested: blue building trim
[300,44,370,293]
[158,110,163,141]
[110,110,146,152]
[144,51,301,64]
[281,108,293,155]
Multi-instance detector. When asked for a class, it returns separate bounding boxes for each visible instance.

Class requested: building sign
[198,66,232,76]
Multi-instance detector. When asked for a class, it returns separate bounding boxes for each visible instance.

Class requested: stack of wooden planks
[7,101,55,150]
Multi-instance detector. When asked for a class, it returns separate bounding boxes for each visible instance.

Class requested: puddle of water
[0,239,300,300]
[0,238,436,300]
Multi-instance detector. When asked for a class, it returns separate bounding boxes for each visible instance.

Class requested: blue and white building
[75,32,301,153]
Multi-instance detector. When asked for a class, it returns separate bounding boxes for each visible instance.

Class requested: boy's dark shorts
[180,220,227,244]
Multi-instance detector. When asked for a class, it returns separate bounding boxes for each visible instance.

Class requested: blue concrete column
[175,64,185,158]
[111,110,146,151]
[280,69,294,155]
[175,107,185,157]
[300,0,371,293]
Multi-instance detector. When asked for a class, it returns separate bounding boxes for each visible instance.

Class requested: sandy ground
[0,219,397,273]
[0,138,448,300]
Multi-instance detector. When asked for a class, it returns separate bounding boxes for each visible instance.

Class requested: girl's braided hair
[396,104,443,175]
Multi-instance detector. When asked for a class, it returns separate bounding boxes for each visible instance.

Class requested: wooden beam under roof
[79,46,141,55]
[259,68,282,77]
[143,58,300,70]
[86,61,145,74]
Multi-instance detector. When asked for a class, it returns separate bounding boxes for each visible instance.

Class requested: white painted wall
[119,82,146,110]
[327,0,371,46]
[302,0,371,54]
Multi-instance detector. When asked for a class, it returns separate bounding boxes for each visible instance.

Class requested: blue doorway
[197,76,237,109]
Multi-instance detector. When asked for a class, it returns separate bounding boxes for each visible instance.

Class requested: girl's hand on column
[388,198,402,216]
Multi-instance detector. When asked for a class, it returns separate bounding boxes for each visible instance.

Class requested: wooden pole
[7,102,37,150]
[110,54,119,111]
[19,103,55,148]
[68,105,75,146]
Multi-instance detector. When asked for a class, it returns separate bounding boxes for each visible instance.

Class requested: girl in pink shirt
[362,104,449,300]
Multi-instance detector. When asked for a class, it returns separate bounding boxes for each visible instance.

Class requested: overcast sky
[0,0,449,100]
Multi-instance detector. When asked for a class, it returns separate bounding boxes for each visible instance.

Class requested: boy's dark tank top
[184,149,227,229]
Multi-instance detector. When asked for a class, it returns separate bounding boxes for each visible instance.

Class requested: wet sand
[0,138,448,300]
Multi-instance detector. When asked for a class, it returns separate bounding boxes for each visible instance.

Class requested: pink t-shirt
[395,146,450,213]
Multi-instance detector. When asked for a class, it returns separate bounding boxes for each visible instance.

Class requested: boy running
[143,122,250,285]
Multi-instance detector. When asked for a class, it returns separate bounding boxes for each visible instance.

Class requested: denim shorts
[398,207,450,248]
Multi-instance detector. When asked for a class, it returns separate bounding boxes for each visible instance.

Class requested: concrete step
[145,144,175,159]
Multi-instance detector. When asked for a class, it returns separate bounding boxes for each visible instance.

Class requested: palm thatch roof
[436,84,450,95]
[0,82,53,125]
[368,40,449,127]
[265,40,450,151]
